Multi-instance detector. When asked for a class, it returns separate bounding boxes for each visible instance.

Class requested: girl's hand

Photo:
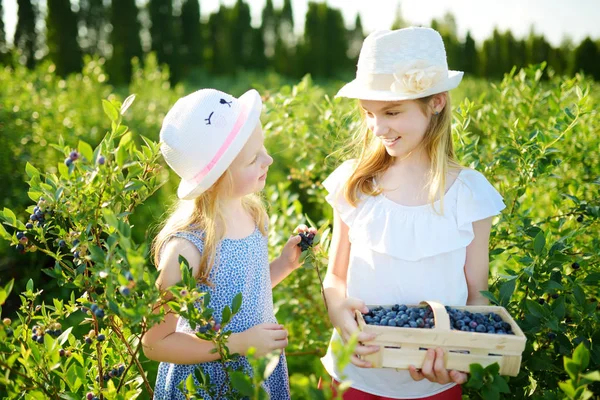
[280,224,318,270]
[229,323,288,358]
[330,297,379,368]
[408,348,468,384]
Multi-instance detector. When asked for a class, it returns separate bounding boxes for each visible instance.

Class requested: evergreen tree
[462,31,478,75]
[0,1,7,61]
[78,0,109,56]
[573,37,600,80]
[46,0,83,76]
[149,0,180,82]
[108,0,143,84]
[274,0,295,76]
[232,0,253,69]
[180,0,203,71]
[261,0,277,60]
[14,0,37,68]
[347,14,364,66]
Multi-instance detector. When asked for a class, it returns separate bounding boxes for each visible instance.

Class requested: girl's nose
[264,153,273,167]
[370,117,390,137]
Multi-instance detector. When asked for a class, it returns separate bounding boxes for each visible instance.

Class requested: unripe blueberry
[59,348,65,357]
[86,393,94,400]
[3,318,10,325]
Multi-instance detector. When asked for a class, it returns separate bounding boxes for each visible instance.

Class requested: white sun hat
[336,27,464,101]
[159,88,262,200]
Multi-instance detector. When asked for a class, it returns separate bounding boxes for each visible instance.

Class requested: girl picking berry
[143,88,313,399]
[320,27,505,399]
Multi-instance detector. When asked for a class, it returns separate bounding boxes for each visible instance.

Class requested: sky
[3,0,599,47]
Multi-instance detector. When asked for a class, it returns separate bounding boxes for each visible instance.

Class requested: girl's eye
[387,111,400,116]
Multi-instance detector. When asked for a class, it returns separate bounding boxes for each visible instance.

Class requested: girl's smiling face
[226,123,273,198]
[360,97,443,159]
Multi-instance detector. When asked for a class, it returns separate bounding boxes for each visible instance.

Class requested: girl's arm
[323,210,378,367]
[142,238,245,364]
[269,226,316,288]
[465,217,494,305]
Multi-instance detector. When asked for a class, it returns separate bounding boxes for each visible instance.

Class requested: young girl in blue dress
[143,88,314,399]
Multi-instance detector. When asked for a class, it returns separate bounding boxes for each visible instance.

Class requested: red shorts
[317,377,462,400]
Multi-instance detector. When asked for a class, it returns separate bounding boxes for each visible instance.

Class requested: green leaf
[102,99,119,122]
[573,343,590,370]
[25,162,40,178]
[564,360,580,380]
[526,299,545,318]
[2,208,17,226]
[581,371,600,381]
[582,273,600,286]
[120,94,136,115]
[78,140,94,162]
[232,292,242,314]
[499,278,516,305]
[185,373,196,393]
[222,305,232,326]
[573,285,586,306]
[480,290,499,305]
[533,230,546,255]
[230,371,253,396]
[26,279,34,292]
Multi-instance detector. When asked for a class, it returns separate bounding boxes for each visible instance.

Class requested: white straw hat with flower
[159,88,262,200]
[336,27,463,101]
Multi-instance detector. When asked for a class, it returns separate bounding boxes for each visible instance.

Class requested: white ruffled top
[320,160,506,399]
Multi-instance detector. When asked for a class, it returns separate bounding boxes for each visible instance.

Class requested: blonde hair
[151,170,268,285]
[342,92,461,214]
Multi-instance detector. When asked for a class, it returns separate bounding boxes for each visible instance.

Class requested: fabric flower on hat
[391,61,446,94]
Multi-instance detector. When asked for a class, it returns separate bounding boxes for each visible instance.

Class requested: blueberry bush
[0,57,598,399]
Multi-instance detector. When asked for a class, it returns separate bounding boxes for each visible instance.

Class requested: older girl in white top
[320,27,505,399]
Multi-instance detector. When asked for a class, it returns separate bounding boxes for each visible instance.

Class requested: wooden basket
[355,300,526,376]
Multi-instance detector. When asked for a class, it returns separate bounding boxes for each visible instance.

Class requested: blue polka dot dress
[153,227,291,400]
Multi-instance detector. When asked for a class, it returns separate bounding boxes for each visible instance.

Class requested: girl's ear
[430,93,448,114]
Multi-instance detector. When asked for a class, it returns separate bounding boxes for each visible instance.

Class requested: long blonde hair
[342,92,461,214]
[151,170,268,285]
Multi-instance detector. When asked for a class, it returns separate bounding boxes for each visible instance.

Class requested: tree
[232,0,253,69]
[0,0,7,62]
[149,0,180,82]
[46,0,83,76]
[462,31,478,75]
[261,0,277,60]
[347,14,364,66]
[108,0,143,85]
[573,37,600,80]
[206,5,235,75]
[391,3,407,30]
[78,0,109,57]
[14,0,37,68]
[274,0,295,76]
[180,0,203,72]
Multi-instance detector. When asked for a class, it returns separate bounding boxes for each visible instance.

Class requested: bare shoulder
[156,237,202,290]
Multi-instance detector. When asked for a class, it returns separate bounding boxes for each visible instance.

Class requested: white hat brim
[176,89,262,200]
[336,70,464,101]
